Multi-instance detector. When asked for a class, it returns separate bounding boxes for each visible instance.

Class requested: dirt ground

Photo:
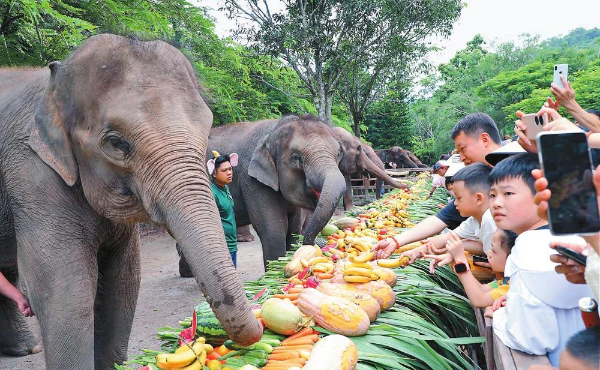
[0,225,266,370]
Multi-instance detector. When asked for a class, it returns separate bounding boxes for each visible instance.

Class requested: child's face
[453,181,481,217]
[490,177,539,234]
[488,230,509,272]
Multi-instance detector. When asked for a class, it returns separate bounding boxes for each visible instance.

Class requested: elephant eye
[291,153,302,162]
[106,134,131,154]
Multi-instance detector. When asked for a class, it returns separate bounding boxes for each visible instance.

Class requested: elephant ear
[248,136,279,191]
[28,61,79,186]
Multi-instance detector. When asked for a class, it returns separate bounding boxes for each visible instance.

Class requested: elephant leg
[94,225,141,369]
[18,234,98,370]
[342,175,354,210]
[245,190,289,268]
[286,209,304,250]
[0,268,41,356]
[236,225,255,242]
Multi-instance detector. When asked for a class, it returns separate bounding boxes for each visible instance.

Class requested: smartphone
[553,64,568,89]
[472,255,489,264]
[521,113,549,141]
[554,245,587,265]
[537,131,600,235]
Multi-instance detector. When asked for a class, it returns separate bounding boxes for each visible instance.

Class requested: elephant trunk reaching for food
[301,166,346,244]
[134,140,261,346]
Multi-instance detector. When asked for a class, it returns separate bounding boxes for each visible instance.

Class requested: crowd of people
[373,75,599,369]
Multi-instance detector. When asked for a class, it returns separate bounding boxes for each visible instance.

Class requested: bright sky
[197,0,597,66]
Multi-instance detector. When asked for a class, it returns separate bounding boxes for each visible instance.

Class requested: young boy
[397,163,496,262]
[488,153,592,367]
[426,229,517,317]
[424,160,449,200]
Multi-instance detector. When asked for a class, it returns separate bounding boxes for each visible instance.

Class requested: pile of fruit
[120,174,483,370]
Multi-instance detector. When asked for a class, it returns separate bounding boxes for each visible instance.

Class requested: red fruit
[303,276,321,288]
[379,228,387,235]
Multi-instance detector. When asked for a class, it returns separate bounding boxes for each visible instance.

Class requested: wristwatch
[454,262,469,274]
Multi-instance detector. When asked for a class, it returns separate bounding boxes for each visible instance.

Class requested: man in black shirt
[373,112,503,259]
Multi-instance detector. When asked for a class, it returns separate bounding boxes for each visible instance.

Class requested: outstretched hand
[423,253,453,274]
[16,296,34,317]
[372,238,397,260]
[445,231,465,260]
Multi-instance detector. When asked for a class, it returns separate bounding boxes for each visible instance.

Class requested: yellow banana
[343,267,373,277]
[369,273,380,281]
[203,344,213,353]
[300,258,309,268]
[343,275,371,283]
[350,251,374,263]
[308,256,329,266]
[311,264,328,273]
[377,257,409,269]
[156,342,205,369]
[351,241,371,252]
[346,262,373,270]
[329,249,345,258]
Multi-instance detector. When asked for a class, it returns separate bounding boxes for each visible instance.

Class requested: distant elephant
[375,146,419,169]
[207,116,345,266]
[237,224,255,242]
[0,34,260,369]
[403,149,428,168]
[330,127,407,210]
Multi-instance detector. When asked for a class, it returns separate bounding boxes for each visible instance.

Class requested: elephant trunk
[135,140,261,346]
[362,152,405,189]
[303,167,346,244]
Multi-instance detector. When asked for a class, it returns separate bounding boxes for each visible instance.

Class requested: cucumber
[259,338,281,347]
[224,340,273,353]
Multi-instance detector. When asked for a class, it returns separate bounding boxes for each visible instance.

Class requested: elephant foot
[236,225,255,242]
[0,341,42,357]
[237,232,254,242]
[179,256,193,278]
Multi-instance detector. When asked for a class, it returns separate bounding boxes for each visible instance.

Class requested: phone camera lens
[540,116,544,125]
[555,66,558,70]
[535,116,539,125]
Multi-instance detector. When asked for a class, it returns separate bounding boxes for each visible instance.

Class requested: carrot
[273,293,301,300]
[315,272,334,279]
[288,286,304,294]
[268,351,300,361]
[272,344,313,352]
[287,273,299,282]
[280,334,319,346]
[281,327,314,344]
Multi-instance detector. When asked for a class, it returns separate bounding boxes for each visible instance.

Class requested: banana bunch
[300,256,335,273]
[343,237,373,256]
[342,252,378,283]
[156,338,209,370]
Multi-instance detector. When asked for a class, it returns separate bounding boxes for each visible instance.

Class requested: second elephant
[208,116,346,266]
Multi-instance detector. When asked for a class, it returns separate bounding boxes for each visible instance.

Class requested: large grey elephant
[0,34,260,369]
[207,116,345,265]
[330,127,407,210]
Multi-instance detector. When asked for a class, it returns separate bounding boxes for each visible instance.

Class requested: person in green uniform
[207,151,239,267]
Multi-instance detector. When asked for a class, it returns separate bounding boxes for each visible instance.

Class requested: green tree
[223,0,463,127]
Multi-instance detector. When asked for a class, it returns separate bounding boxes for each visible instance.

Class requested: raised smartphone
[554,245,587,265]
[553,64,568,89]
[537,131,600,235]
[521,112,549,141]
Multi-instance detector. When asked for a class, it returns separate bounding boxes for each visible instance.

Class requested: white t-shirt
[493,229,592,367]
[453,209,497,254]
[585,249,600,301]
[432,174,445,188]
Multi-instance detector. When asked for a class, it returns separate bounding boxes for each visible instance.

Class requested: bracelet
[390,235,401,248]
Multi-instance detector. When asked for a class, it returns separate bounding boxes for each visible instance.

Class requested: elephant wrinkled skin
[0,34,260,369]
[208,116,346,266]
